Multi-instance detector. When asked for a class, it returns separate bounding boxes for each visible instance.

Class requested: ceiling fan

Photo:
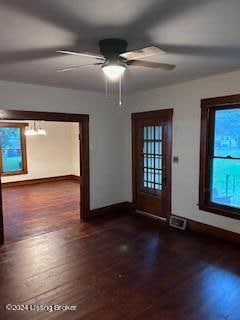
[56,39,176,105]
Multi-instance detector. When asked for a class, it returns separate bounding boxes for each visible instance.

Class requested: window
[142,125,162,193]
[199,95,240,219]
[0,123,28,176]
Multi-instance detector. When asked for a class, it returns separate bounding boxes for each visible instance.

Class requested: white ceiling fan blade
[56,50,105,61]
[127,60,176,70]
[57,62,103,73]
[119,46,165,60]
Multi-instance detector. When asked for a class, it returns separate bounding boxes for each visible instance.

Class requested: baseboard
[70,175,81,181]
[188,219,240,246]
[89,201,136,219]
[2,175,80,187]
[135,210,167,222]
[132,210,240,246]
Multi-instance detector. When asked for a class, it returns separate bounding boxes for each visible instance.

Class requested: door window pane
[155,156,162,169]
[155,126,162,140]
[155,142,162,155]
[142,125,163,192]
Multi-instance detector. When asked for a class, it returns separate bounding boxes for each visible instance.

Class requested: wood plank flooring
[0,181,240,319]
[2,180,80,243]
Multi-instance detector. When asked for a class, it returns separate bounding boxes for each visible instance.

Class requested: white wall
[70,123,80,177]
[1,121,79,183]
[0,80,126,210]
[126,70,240,234]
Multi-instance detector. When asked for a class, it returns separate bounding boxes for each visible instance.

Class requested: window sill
[1,170,28,177]
[199,202,240,220]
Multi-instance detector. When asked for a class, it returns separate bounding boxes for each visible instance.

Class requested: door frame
[132,109,173,219]
[0,109,90,244]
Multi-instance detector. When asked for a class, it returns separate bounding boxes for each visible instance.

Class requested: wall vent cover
[169,215,187,230]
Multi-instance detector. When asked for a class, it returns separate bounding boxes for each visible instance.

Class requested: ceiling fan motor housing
[99,38,128,61]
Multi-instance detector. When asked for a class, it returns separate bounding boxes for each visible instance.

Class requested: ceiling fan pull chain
[105,77,108,102]
[119,76,122,107]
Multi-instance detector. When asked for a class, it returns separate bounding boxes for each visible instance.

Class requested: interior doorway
[132,109,173,219]
[0,110,90,245]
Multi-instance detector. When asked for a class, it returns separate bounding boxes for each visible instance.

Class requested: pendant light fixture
[25,121,47,136]
[37,122,47,135]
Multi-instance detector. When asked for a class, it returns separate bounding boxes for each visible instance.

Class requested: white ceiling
[0,0,240,93]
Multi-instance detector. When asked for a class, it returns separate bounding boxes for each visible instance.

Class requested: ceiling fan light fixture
[102,63,126,81]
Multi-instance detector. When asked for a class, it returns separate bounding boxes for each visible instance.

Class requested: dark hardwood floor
[0,181,240,319]
[2,180,80,243]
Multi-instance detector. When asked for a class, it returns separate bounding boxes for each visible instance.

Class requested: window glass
[210,158,240,208]
[214,109,240,158]
[210,108,240,208]
[0,127,24,173]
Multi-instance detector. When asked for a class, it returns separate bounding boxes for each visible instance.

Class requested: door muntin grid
[141,125,162,194]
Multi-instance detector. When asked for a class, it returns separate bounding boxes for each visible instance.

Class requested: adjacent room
[0,120,80,242]
[0,1,240,319]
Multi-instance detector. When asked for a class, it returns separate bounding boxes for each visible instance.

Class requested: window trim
[199,94,240,220]
[0,122,28,177]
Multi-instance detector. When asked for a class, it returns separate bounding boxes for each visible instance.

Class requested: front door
[132,109,173,219]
